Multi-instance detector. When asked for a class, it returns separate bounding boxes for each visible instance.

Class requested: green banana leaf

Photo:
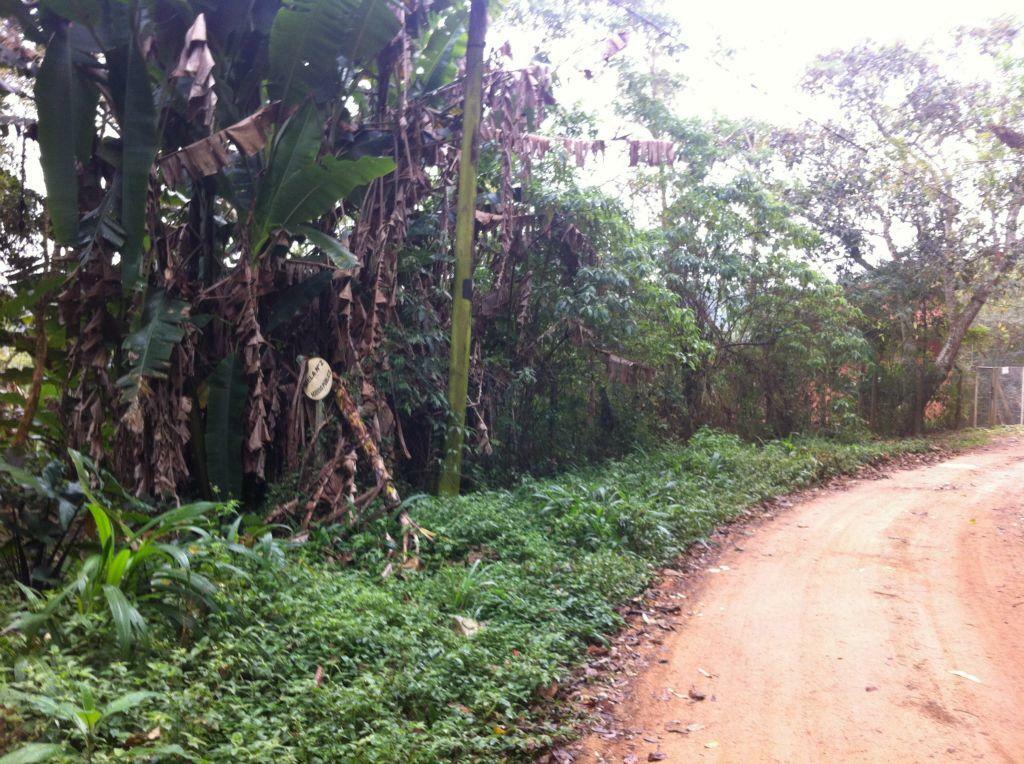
[112,33,158,291]
[117,289,189,401]
[251,104,394,252]
[269,0,400,104]
[34,26,82,244]
[293,224,358,269]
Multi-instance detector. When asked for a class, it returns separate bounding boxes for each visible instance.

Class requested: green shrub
[7,452,237,651]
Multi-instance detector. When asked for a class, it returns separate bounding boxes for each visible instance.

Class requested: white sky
[495,0,1024,226]
[670,0,1023,122]
[503,0,1023,129]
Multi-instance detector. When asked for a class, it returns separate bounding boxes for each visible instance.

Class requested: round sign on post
[303,357,333,400]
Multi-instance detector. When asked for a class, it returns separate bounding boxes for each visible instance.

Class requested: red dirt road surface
[577,438,1024,763]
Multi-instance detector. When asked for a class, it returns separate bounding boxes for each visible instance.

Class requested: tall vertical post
[1011,362,1019,421]
[990,366,997,427]
[972,368,979,427]
[970,368,978,428]
[439,0,488,496]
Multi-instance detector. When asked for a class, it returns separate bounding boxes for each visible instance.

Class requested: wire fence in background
[971,365,1024,427]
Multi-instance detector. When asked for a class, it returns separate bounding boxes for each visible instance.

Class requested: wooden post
[1019,366,1023,425]
[972,369,979,427]
[439,0,488,496]
[990,366,997,427]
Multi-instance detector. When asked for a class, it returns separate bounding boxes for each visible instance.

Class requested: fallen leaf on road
[688,687,706,701]
[949,670,981,683]
[705,740,719,749]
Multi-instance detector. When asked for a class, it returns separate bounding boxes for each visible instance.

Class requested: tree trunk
[439,0,488,496]
[913,363,925,435]
[922,246,1022,410]
[920,187,1024,411]
[953,370,963,429]
[869,370,878,432]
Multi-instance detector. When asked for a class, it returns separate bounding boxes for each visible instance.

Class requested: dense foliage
[0,429,967,762]
[0,1,1017,509]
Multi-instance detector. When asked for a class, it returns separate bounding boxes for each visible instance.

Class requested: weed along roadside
[0,429,989,762]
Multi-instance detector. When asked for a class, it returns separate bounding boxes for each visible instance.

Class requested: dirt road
[578,438,1024,763]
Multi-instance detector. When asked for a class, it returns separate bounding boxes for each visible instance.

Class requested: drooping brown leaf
[602,350,654,386]
[158,101,282,186]
[171,13,217,128]
[628,139,676,167]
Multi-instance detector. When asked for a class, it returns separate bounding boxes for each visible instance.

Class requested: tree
[608,50,868,436]
[780,22,1024,431]
[2,0,657,521]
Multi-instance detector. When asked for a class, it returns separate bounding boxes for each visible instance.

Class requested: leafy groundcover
[0,430,983,762]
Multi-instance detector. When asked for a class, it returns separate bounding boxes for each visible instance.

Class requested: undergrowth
[0,429,993,762]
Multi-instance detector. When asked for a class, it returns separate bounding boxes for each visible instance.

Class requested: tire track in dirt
[576,437,1024,763]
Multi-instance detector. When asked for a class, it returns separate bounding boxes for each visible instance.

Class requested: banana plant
[20,0,404,502]
[248,102,395,255]
[0,686,186,762]
[7,451,229,648]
